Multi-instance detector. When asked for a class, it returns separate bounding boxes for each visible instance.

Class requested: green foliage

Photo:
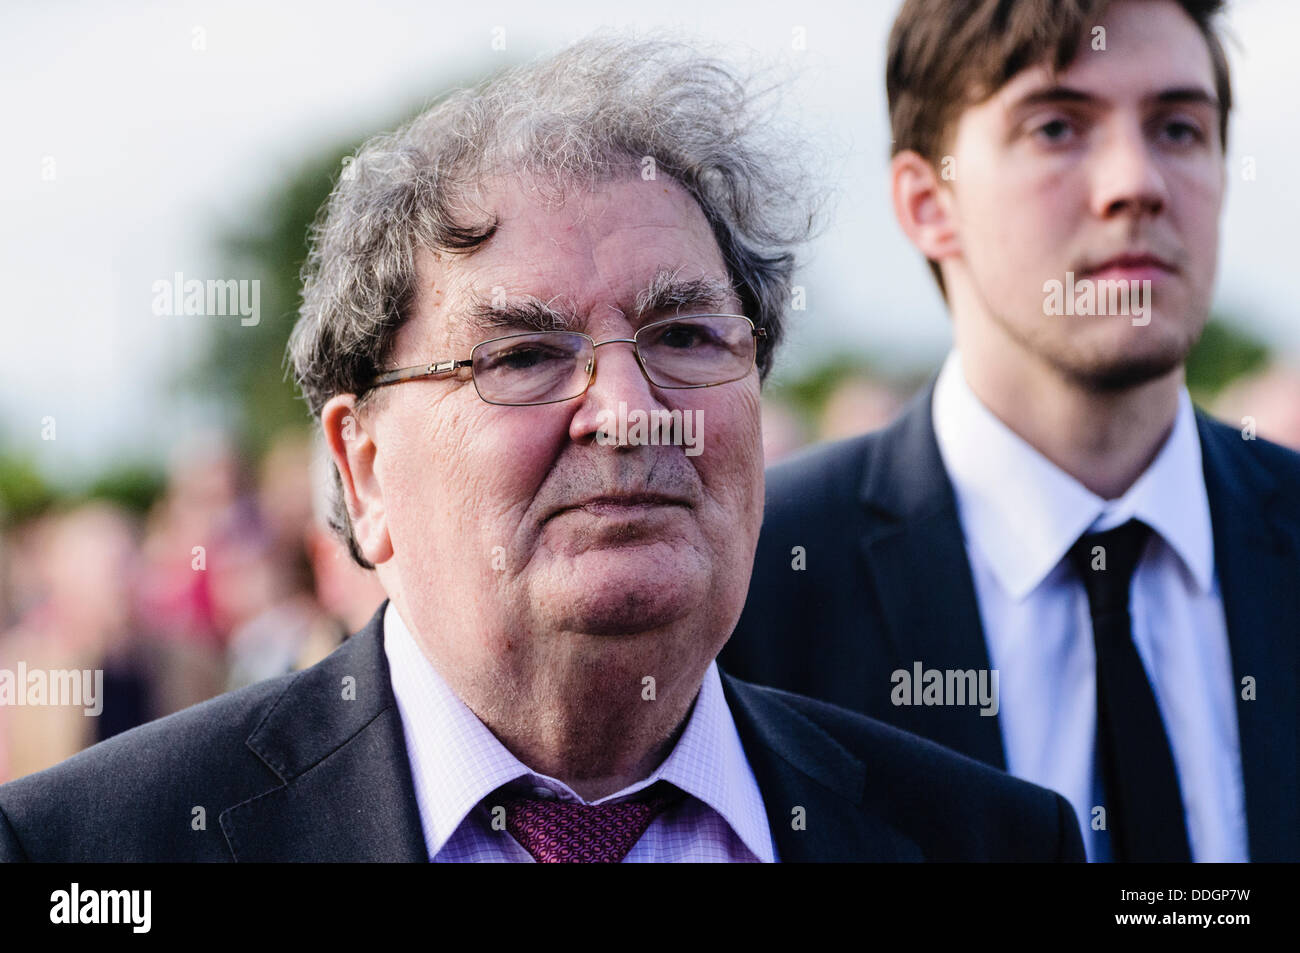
[0,456,55,525]
[766,350,932,422]
[177,146,357,456]
[0,456,165,527]
[1185,317,1270,403]
[83,464,167,515]
[768,353,879,419]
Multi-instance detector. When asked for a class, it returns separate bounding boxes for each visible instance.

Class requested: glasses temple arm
[369,359,472,389]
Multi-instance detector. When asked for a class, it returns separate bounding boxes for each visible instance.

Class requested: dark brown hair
[886,0,1233,294]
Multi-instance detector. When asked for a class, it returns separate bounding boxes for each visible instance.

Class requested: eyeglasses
[365,314,766,406]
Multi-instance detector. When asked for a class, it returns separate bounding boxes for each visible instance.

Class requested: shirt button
[531,786,557,800]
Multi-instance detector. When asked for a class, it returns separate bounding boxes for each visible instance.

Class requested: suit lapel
[219,601,429,862]
[721,673,924,861]
[858,386,1006,769]
[1198,416,1300,861]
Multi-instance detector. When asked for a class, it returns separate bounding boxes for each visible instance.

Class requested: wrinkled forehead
[396,173,740,357]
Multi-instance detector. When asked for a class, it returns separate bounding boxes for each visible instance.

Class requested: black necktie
[1067,519,1191,862]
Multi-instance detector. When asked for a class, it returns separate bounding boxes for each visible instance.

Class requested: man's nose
[568,340,665,446]
[1089,119,1170,220]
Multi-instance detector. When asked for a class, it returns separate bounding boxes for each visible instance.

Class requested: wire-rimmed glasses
[364,314,765,406]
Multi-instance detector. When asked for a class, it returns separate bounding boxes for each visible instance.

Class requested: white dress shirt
[382,601,777,862]
[931,351,1248,861]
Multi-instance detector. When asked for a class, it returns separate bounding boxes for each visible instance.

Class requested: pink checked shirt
[382,602,777,862]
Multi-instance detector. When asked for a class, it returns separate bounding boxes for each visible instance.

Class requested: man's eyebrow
[1009,85,1097,111]
[1009,84,1219,113]
[635,268,737,317]
[459,270,737,338]
[464,294,576,334]
[1150,87,1220,111]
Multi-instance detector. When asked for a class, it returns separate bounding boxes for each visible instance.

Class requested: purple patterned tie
[501,781,683,863]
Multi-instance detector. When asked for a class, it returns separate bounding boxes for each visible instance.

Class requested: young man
[721,0,1300,861]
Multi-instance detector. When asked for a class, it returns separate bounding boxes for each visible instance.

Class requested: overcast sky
[2,0,1295,481]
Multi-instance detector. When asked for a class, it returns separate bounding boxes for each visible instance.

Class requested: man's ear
[322,395,393,565]
[891,149,962,269]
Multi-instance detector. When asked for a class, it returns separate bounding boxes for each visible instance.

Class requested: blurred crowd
[1,360,1297,784]
[0,429,385,783]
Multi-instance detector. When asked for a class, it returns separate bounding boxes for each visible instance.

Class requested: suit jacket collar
[219,601,429,862]
[220,601,911,862]
[858,380,954,522]
[931,353,1215,598]
[1196,414,1300,861]
[720,672,923,861]
[855,382,1007,769]
[853,387,1299,860]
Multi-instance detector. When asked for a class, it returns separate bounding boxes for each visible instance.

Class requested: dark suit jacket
[720,384,1300,861]
[0,601,1083,862]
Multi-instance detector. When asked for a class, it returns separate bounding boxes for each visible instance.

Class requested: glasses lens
[471,332,592,405]
[637,315,755,388]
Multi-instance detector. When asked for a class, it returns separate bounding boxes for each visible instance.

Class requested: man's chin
[1062,350,1185,393]
[580,583,699,636]
[1053,321,1197,393]
[539,558,705,637]
[567,606,687,638]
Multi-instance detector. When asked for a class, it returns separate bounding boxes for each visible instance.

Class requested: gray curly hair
[288,34,820,569]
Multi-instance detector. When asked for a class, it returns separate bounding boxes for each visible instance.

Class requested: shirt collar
[931,350,1214,600]
[382,601,774,861]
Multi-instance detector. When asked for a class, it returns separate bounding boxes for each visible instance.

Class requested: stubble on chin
[1057,347,1189,393]
[994,302,1203,395]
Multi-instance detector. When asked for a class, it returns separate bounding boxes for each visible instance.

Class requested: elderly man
[0,38,1082,862]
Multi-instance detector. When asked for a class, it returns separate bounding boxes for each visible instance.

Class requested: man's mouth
[545,493,692,523]
[1081,253,1178,282]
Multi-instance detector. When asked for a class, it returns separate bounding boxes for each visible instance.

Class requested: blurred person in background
[135,430,247,652]
[759,397,807,465]
[1214,362,1300,451]
[817,375,905,442]
[0,419,393,781]
[0,503,147,781]
[224,429,369,690]
[131,430,247,716]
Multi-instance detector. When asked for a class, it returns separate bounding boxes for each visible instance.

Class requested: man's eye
[659,324,708,348]
[1160,120,1206,145]
[489,345,566,370]
[654,321,729,350]
[1033,118,1076,143]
